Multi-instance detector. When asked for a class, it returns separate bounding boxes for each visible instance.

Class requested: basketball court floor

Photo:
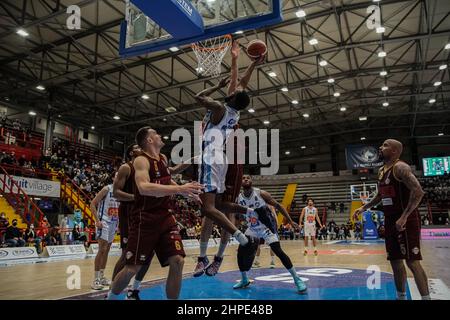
[1,239,449,300]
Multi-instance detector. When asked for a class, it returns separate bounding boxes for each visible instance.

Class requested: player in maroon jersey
[107,127,204,300]
[354,139,430,300]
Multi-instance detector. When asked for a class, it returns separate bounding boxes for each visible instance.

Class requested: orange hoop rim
[191,34,232,52]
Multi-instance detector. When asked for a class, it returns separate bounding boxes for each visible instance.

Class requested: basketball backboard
[119,0,282,57]
[350,183,378,204]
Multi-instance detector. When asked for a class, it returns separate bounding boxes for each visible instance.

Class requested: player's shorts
[304,224,316,237]
[118,203,132,249]
[125,213,185,266]
[198,162,227,194]
[222,163,244,203]
[245,226,279,245]
[96,219,118,243]
[384,211,422,261]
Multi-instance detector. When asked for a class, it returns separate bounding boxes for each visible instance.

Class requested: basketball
[246,40,267,60]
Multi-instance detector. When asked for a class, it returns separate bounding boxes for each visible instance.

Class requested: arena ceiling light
[163,136,169,140]
[373,0,381,2]
[36,85,45,91]
[327,78,335,84]
[360,137,366,141]
[195,67,204,73]
[141,94,149,100]
[91,126,95,130]
[340,106,347,112]
[379,70,388,76]
[169,46,179,52]
[381,86,389,91]
[302,113,309,118]
[433,81,442,87]
[285,151,290,155]
[378,50,387,58]
[308,38,318,46]
[248,108,255,113]
[445,43,450,50]
[319,59,328,67]
[263,120,270,125]
[438,133,444,136]
[267,71,277,77]
[163,118,167,122]
[113,115,120,120]
[359,116,367,121]
[382,101,389,107]
[301,145,306,149]
[234,30,244,35]
[333,92,341,97]
[429,98,436,104]
[376,26,385,34]
[439,64,447,70]
[281,87,289,92]
[291,100,299,105]
[295,9,306,18]
[28,111,36,116]
[16,29,29,37]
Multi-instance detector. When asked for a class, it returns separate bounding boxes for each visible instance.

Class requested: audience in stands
[5,219,25,247]
[419,174,450,207]
[72,224,88,247]
[46,225,63,246]
[24,224,42,254]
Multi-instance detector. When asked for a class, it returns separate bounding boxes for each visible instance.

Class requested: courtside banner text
[0,174,60,198]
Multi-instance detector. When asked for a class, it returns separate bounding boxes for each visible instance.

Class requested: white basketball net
[192,35,232,77]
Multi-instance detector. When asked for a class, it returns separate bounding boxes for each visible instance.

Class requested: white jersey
[238,188,266,210]
[303,206,317,226]
[200,104,239,165]
[97,184,120,223]
[239,188,279,245]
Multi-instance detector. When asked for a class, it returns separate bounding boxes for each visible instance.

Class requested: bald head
[386,139,403,155]
[380,139,403,163]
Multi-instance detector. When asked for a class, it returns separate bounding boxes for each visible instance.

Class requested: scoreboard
[422,156,450,176]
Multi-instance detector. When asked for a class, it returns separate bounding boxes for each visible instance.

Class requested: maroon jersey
[133,153,172,217]
[378,160,418,217]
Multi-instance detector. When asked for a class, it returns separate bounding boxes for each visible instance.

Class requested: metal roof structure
[0,0,449,167]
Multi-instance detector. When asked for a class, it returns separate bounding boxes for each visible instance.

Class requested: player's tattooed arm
[394,162,425,220]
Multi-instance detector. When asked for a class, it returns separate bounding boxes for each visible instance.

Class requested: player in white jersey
[234,175,307,293]
[90,181,120,290]
[299,198,323,256]
[193,41,265,277]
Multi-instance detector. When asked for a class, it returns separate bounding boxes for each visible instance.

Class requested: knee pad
[237,238,259,272]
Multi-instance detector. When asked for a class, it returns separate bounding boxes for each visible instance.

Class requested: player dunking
[90,178,120,290]
[354,139,430,300]
[193,41,265,275]
[299,198,323,256]
[234,174,307,293]
[107,127,204,300]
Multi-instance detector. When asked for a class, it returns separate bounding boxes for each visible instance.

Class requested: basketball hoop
[191,34,232,77]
